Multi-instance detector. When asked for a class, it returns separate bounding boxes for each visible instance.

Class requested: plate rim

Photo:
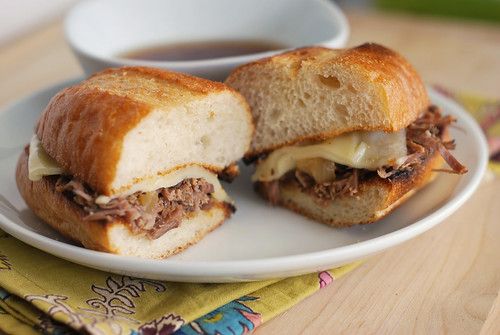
[0,80,489,281]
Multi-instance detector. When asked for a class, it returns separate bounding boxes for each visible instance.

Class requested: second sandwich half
[226,43,467,227]
[16,67,253,259]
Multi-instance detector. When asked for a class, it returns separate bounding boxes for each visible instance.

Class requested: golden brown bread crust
[36,66,252,196]
[90,67,232,95]
[269,148,443,227]
[329,44,429,130]
[226,43,430,158]
[16,148,112,251]
[16,149,233,255]
[36,86,150,197]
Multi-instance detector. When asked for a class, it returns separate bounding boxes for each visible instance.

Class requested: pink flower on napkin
[318,271,334,289]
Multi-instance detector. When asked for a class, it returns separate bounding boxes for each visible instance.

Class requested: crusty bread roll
[226,44,465,228]
[17,67,252,258]
[225,43,428,158]
[37,67,253,196]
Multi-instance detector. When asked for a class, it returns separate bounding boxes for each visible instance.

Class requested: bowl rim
[64,0,349,69]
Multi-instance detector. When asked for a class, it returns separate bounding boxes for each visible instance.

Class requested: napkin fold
[0,89,498,335]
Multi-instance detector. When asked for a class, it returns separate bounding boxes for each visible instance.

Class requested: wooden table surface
[0,8,499,335]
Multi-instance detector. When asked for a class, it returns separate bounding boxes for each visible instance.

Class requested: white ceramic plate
[0,79,488,282]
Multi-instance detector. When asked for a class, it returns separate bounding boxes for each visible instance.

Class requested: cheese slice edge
[28,135,63,181]
[28,134,229,203]
[252,130,407,182]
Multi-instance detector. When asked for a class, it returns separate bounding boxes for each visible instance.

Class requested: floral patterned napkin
[0,230,359,334]
[0,90,498,335]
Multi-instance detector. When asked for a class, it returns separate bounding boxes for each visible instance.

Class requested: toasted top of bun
[36,67,253,196]
[225,43,429,158]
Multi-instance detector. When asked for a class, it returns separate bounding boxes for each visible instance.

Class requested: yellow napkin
[0,90,498,335]
[0,229,359,334]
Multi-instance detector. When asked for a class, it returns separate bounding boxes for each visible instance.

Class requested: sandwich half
[225,43,467,227]
[16,67,253,258]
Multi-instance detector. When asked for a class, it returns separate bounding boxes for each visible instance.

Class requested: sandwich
[16,67,253,258]
[225,43,467,227]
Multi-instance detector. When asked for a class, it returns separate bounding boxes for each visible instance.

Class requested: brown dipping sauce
[119,40,286,61]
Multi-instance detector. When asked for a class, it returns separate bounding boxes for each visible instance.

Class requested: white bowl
[64,0,349,80]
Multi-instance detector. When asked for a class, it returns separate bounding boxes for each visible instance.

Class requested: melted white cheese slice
[96,166,230,204]
[28,134,229,204]
[252,130,407,182]
[28,135,63,181]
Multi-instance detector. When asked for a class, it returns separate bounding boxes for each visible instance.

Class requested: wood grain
[345,9,500,99]
[0,7,499,335]
[481,290,500,335]
[0,23,81,106]
[256,175,500,334]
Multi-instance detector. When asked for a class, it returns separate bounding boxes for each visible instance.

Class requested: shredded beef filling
[377,105,467,178]
[55,177,215,239]
[258,105,467,205]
